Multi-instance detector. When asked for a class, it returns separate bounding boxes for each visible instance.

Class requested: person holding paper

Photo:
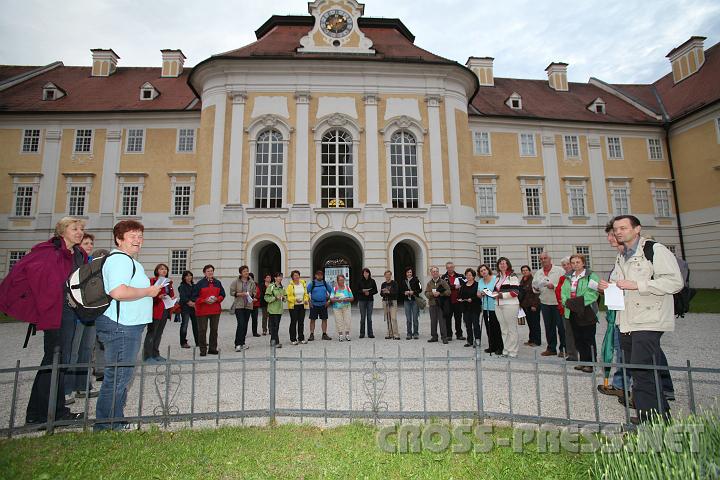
[143,263,174,362]
[458,268,481,347]
[532,253,567,358]
[477,264,503,355]
[191,265,226,356]
[494,257,520,358]
[560,254,600,372]
[230,266,256,351]
[425,266,451,344]
[519,265,542,348]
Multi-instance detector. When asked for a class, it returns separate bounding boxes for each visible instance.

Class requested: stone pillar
[587,135,609,220]
[209,92,227,209]
[36,127,62,230]
[364,93,380,205]
[293,91,311,205]
[227,92,247,206]
[98,128,122,229]
[541,134,563,225]
[444,98,461,208]
[425,94,445,205]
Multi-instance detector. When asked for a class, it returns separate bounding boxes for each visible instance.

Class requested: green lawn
[0,423,592,480]
[689,289,720,314]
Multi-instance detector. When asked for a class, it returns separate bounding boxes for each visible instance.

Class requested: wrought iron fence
[1,344,719,437]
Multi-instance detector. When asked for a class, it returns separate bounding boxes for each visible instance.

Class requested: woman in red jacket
[143,263,175,362]
[191,265,226,356]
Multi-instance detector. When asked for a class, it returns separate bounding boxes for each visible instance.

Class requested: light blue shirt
[102,249,152,326]
[477,275,497,311]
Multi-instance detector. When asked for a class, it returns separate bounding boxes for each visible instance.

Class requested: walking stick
[385,300,392,337]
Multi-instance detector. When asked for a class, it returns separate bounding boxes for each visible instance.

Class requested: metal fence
[1,344,719,437]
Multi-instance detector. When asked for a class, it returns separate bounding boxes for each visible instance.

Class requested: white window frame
[563,135,580,159]
[647,138,663,160]
[170,249,189,276]
[21,129,41,154]
[10,174,41,219]
[169,173,196,217]
[481,247,498,270]
[528,246,544,271]
[610,186,630,215]
[176,128,196,153]
[519,133,536,157]
[519,176,545,218]
[64,175,93,217]
[568,185,587,217]
[652,185,672,218]
[606,136,623,160]
[313,114,362,210]
[473,131,491,155]
[14,185,35,217]
[473,174,497,218]
[574,246,592,269]
[506,92,522,110]
[320,128,355,209]
[125,128,145,154]
[116,174,146,218]
[389,130,420,209]
[252,129,286,209]
[8,250,27,272]
[73,129,94,154]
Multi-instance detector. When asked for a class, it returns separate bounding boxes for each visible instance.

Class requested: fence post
[269,344,277,424]
[164,346,171,429]
[46,346,61,436]
[8,360,20,438]
[215,350,221,426]
[241,348,247,425]
[421,347,427,423]
[474,344,484,421]
[299,349,304,424]
[397,344,403,424]
[190,347,196,428]
[534,350,541,419]
[446,350,452,424]
[686,359,696,414]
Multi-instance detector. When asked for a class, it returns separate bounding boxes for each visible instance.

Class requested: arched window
[254,129,284,208]
[321,128,353,208]
[390,131,418,208]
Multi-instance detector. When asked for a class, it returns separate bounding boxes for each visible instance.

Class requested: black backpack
[642,241,696,318]
[66,251,135,321]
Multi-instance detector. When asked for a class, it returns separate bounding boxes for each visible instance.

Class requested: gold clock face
[320,9,353,38]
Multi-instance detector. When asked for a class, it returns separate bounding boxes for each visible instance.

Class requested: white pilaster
[227,92,247,205]
[541,134,563,223]
[294,91,311,205]
[444,98,461,207]
[36,128,62,228]
[364,93,380,205]
[587,135,609,216]
[98,128,122,228]
[426,95,445,205]
[209,92,227,208]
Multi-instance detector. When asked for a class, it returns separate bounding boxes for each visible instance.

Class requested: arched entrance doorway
[312,234,363,294]
[393,241,420,304]
[255,242,282,279]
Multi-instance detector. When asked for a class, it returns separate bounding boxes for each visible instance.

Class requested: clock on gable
[299,0,374,54]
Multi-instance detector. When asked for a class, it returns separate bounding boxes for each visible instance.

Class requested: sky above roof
[1,0,718,84]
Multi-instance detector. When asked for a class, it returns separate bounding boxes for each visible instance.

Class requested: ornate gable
[298,0,374,55]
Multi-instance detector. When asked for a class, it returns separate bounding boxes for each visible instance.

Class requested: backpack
[66,251,135,322]
[641,241,696,318]
[310,279,332,295]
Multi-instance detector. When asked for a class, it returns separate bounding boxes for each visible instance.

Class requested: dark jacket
[178,282,195,313]
[441,271,466,304]
[518,275,541,311]
[358,277,378,301]
[459,281,482,313]
[0,237,87,331]
[400,276,422,300]
[380,280,398,303]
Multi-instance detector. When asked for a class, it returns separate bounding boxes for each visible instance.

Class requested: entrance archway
[254,242,282,279]
[392,240,423,303]
[312,234,363,294]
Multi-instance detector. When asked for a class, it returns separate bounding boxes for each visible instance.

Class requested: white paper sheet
[162,296,178,309]
[517,308,526,318]
[482,288,498,298]
[154,277,170,288]
[588,279,599,291]
[604,284,625,311]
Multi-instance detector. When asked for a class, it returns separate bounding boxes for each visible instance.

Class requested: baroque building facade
[1,0,718,294]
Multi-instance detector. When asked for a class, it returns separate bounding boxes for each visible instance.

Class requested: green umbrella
[601,309,616,386]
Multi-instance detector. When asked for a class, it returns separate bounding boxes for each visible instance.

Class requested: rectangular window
[654,188,671,217]
[529,246,544,271]
[126,129,144,153]
[121,185,140,216]
[473,131,491,155]
[173,184,192,216]
[22,129,41,153]
[476,185,495,216]
[564,135,579,158]
[648,138,663,160]
[611,188,630,215]
[519,133,536,156]
[170,250,188,276]
[607,136,623,159]
[524,187,542,216]
[8,251,27,271]
[14,185,34,217]
[74,129,93,153]
[68,185,87,216]
[482,247,498,270]
[574,246,592,269]
[569,186,586,217]
[177,128,195,152]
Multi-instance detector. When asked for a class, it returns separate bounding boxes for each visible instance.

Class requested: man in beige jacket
[603,215,683,423]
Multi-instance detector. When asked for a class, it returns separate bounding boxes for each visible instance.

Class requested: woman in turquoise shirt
[477,264,504,355]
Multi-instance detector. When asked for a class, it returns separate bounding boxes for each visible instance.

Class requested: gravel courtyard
[1,309,718,431]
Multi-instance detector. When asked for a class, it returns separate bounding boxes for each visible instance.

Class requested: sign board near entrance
[324,266,350,288]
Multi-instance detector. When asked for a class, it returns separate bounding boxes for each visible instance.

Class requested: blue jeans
[358,300,374,336]
[94,315,145,431]
[540,303,565,352]
[64,318,97,395]
[612,326,627,390]
[404,299,419,336]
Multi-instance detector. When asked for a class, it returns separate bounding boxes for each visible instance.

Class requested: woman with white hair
[0,216,88,425]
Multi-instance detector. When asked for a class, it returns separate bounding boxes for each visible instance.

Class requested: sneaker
[457,335,466,341]
[309,333,315,341]
[359,334,365,339]
[275,344,283,349]
[464,343,473,347]
[155,355,167,362]
[300,339,308,344]
[75,389,99,399]
[384,336,391,340]
[291,341,298,346]
[208,350,219,355]
[541,350,557,357]
[442,339,448,344]
[235,345,243,352]
[345,334,351,341]
[339,337,345,342]
[322,333,332,341]
[243,344,250,350]
[484,348,492,353]
[413,334,419,340]
[406,335,412,340]
[253,333,261,337]
[394,337,401,340]
[181,342,191,349]
[368,334,375,339]
[65,396,75,405]
[428,338,438,343]
[557,352,567,358]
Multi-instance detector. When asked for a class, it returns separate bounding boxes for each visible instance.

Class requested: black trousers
[620,331,671,422]
[250,308,259,335]
[462,307,477,344]
[570,315,597,362]
[483,310,504,353]
[269,314,282,345]
[26,327,71,422]
[289,306,305,342]
[526,307,542,346]
[234,309,252,346]
[445,302,464,338]
[143,310,169,360]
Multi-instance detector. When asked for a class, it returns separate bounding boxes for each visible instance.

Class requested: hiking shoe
[322,333,332,341]
[75,389,99,399]
[65,396,75,405]
[291,341,298,346]
[235,345,243,352]
[308,333,315,341]
[345,334,351,341]
[339,337,344,342]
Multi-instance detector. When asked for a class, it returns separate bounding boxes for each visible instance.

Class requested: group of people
[0,212,683,430]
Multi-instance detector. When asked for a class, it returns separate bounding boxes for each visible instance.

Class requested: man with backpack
[306,270,333,341]
[602,215,683,424]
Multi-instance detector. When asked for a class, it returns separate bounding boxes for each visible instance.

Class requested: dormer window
[505,92,522,110]
[42,82,65,101]
[139,82,159,101]
[588,97,606,114]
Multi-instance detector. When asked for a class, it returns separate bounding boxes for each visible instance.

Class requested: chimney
[161,49,186,78]
[545,62,568,91]
[91,49,119,77]
[466,57,494,86]
[666,36,706,84]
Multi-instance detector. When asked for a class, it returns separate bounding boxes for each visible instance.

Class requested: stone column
[587,135,609,220]
[293,91,311,205]
[541,134,563,225]
[98,128,122,229]
[227,92,247,206]
[363,93,381,206]
[425,94,445,205]
[36,127,62,230]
